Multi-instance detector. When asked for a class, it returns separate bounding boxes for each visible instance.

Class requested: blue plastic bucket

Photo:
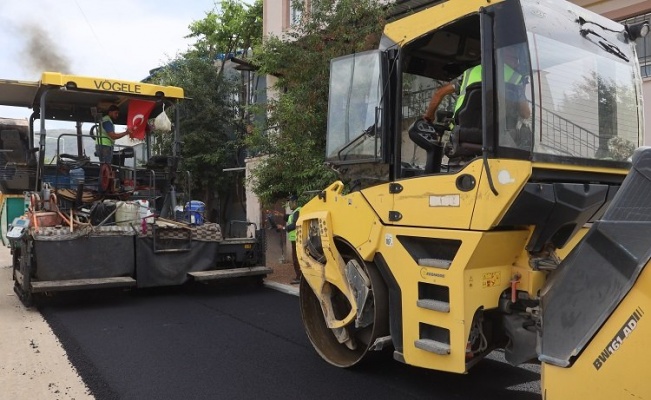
[185,201,205,225]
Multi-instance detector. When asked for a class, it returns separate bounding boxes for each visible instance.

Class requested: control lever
[408,118,445,174]
[408,119,441,150]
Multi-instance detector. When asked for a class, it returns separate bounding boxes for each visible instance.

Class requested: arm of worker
[106,129,132,140]
[516,85,531,119]
[285,209,300,232]
[423,82,456,122]
[518,101,531,119]
[277,213,289,230]
[102,120,132,140]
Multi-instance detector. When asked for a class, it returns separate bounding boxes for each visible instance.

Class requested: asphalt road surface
[39,282,541,400]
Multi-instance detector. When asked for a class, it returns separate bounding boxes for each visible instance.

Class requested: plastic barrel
[116,201,140,226]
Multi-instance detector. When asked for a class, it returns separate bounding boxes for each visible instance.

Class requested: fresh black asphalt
[39,282,541,400]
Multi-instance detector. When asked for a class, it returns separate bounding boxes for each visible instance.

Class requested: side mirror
[625,21,649,41]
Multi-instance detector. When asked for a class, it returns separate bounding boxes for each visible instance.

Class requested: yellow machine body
[300,159,548,372]
[541,265,651,399]
[296,0,646,397]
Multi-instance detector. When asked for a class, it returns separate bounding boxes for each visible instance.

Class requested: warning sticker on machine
[593,307,644,370]
[482,272,501,288]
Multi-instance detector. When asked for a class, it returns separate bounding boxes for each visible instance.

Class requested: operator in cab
[96,104,132,164]
[422,46,530,128]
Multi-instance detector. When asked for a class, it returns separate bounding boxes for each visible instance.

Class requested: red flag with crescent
[127,100,156,140]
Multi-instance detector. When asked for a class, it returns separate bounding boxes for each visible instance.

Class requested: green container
[1,195,26,246]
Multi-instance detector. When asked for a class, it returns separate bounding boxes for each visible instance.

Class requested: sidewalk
[263,260,300,296]
[0,245,93,399]
[262,228,300,296]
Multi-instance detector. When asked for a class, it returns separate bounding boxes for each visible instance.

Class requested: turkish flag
[127,100,156,140]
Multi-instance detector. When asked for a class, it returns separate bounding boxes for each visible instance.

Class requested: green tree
[151,56,240,222]
[248,0,386,206]
[149,0,262,222]
[187,0,262,60]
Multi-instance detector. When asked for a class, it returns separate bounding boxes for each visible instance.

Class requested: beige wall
[246,0,288,229]
[263,0,287,38]
[245,156,263,235]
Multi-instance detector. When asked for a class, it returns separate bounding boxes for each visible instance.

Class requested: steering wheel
[408,119,441,151]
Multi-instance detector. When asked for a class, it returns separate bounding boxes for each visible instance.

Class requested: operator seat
[446,83,483,158]
[112,146,134,167]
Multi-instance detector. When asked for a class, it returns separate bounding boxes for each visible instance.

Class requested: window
[522,0,640,163]
[325,51,383,163]
[620,13,651,78]
[290,0,303,25]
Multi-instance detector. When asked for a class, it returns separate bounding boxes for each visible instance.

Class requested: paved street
[40,283,541,400]
[2,244,541,399]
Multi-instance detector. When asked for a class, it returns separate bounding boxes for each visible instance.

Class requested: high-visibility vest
[288,206,301,242]
[453,64,522,118]
[97,115,114,146]
[453,65,482,117]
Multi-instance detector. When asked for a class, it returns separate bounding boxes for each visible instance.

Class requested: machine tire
[299,241,389,368]
[14,239,35,307]
[99,163,113,192]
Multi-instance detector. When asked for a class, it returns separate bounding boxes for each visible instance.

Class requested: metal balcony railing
[538,106,601,158]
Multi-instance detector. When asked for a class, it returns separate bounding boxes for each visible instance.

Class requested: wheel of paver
[299,240,389,368]
[14,240,34,307]
[99,163,113,192]
[13,282,33,307]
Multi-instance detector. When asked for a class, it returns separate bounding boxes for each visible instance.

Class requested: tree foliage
[187,0,262,60]
[248,0,386,206]
[149,0,262,222]
[151,56,241,216]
